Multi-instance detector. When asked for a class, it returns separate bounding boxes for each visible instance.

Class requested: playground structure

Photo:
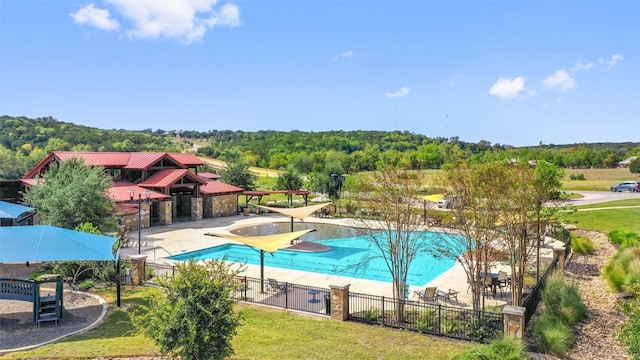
[0,275,63,326]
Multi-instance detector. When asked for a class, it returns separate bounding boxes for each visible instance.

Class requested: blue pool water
[169,224,455,286]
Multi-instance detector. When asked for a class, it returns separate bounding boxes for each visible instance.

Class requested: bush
[533,314,572,357]
[569,173,586,180]
[617,283,640,359]
[542,273,588,325]
[571,234,595,255]
[533,272,588,357]
[608,230,639,249]
[603,247,640,292]
[78,279,95,290]
[454,336,526,360]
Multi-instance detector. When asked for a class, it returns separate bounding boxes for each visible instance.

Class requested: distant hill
[0,115,177,152]
[1,116,638,174]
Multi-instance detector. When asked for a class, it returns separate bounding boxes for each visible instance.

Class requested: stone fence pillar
[329,283,350,321]
[553,246,566,273]
[503,305,526,340]
[129,255,147,285]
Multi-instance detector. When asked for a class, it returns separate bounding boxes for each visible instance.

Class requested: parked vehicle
[437,195,460,209]
[610,181,640,192]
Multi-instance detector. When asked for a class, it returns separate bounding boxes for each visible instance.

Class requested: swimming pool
[169,223,455,286]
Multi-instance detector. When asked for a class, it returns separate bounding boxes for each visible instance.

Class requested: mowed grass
[565,206,640,233]
[2,287,472,360]
[563,167,638,191]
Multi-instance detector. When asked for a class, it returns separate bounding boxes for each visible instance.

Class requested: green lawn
[562,198,640,233]
[2,287,473,360]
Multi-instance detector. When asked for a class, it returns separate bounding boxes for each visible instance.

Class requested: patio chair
[414,287,440,302]
[497,271,509,297]
[483,275,496,298]
[266,278,288,296]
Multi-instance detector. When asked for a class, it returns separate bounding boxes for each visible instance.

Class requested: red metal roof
[169,153,204,166]
[200,180,244,195]
[139,169,208,189]
[109,181,171,202]
[54,152,132,166]
[23,152,205,179]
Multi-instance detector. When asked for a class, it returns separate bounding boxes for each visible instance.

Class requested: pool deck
[122,214,519,308]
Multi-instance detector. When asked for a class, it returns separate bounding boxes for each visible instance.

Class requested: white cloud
[385,86,410,98]
[599,53,625,69]
[570,61,595,72]
[71,1,240,44]
[542,69,575,92]
[70,4,120,31]
[332,50,353,62]
[488,77,528,99]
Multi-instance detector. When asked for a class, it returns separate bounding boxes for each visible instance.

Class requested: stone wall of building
[209,194,238,217]
[121,204,150,232]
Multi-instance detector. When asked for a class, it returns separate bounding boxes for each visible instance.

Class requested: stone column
[191,197,203,221]
[129,255,147,285]
[329,282,350,321]
[553,246,566,273]
[158,201,172,226]
[503,305,526,340]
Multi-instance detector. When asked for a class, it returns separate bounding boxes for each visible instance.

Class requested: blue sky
[1,1,637,147]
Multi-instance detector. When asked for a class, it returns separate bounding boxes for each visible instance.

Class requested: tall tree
[630,157,640,176]
[434,160,565,310]
[23,157,115,231]
[350,167,429,321]
[275,168,303,190]
[132,259,242,360]
[220,162,255,190]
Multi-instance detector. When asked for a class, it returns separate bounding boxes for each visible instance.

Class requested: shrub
[533,314,572,357]
[617,283,640,359]
[571,234,595,255]
[608,230,639,249]
[78,279,95,290]
[415,308,437,332]
[542,273,588,325]
[454,336,526,360]
[603,247,640,292]
[569,173,586,180]
[362,307,381,322]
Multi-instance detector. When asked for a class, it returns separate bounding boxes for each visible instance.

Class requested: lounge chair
[442,289,459,302]
[266,278,288,296]
[414,287,438,302]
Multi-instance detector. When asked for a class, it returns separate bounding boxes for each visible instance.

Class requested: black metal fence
[232,276,331,316]
[521,255,558,324]
[348,292,503,343]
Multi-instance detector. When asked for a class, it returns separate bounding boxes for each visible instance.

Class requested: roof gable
[139,169,208,189]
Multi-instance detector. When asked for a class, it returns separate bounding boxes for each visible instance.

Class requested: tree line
[1,115,639,181]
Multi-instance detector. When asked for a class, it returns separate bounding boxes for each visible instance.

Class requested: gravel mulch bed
[527,230,631,360]
[563,230,630,360]
[0,264,106,354]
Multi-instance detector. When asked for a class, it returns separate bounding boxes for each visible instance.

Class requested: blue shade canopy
[0,225,117,263]
[0,201,35,220]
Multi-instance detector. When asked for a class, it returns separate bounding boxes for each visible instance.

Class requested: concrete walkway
[122,214,519,308]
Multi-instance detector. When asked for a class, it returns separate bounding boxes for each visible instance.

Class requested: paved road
[568,190,640,206]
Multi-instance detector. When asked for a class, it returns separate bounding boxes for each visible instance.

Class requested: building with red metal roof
[17,151,243,230]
